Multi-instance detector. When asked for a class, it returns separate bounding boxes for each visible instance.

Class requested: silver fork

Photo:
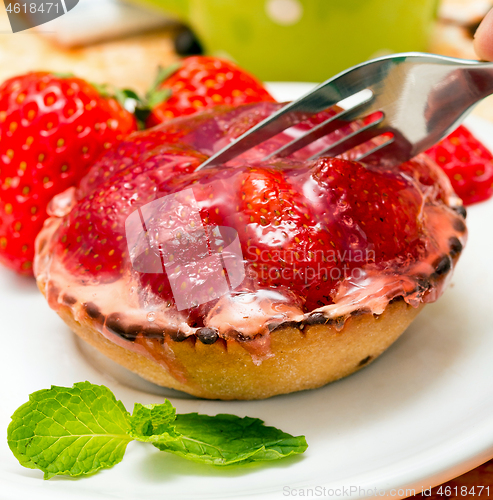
[197,52,493,170]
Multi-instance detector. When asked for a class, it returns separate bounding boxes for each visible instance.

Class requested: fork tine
[197,61,386,170]
[353,136,395,163]
[263,95,375,160]
[355,133,413,167]
[197,52,493,171]
[308,116,388,160]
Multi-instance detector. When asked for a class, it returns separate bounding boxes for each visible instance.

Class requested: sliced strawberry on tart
[34,102,467,400]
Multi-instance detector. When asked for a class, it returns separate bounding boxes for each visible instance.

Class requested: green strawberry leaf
[51,72,75,79]
[129,404,308,466]
[90,82,142,112]
[146,88,172,110]
[150,62,182,94]
[7,382,132,479]
[141,62,182,115]
[91,81,115,99]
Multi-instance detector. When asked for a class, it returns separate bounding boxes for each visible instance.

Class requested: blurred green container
[135,0,439,82]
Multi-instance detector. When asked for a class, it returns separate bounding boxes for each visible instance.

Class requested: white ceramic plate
[1,84,493,500]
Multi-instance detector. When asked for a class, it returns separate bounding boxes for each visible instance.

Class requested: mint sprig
[7,382,308,479]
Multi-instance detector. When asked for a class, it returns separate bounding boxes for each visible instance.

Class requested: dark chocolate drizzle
[432,255,452,277]
[106,313,141,341]
[449,236,463,258]
[84,302,104,321]
[453,218,467,233]
[453,205,467,219]
[196,327,219,344]
[358,355,372,367]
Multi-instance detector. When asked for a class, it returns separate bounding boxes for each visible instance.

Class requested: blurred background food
[1,0,492,111]
[133,0,440,81]
[0,0,489,87]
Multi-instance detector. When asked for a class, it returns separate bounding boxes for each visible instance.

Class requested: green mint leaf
[129,401,177,438]
[121,88,140,101]
[130,406,307,466]
[169,413,308,465]
[7,382,132,479]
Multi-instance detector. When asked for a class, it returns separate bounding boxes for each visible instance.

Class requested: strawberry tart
[34,101,467,400]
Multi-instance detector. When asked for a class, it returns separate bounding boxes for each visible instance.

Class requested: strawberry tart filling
[34,102,467,375]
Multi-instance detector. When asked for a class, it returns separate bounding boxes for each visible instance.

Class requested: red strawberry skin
[146,56,275,127]
[426,125,493,205]
[0,72,137,275]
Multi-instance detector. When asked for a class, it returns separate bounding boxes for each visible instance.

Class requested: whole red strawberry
[425,125,493,205]
[0,72,137,275]
[145,56,275,127]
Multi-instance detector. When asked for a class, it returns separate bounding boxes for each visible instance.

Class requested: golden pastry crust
[45,282,422,400]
